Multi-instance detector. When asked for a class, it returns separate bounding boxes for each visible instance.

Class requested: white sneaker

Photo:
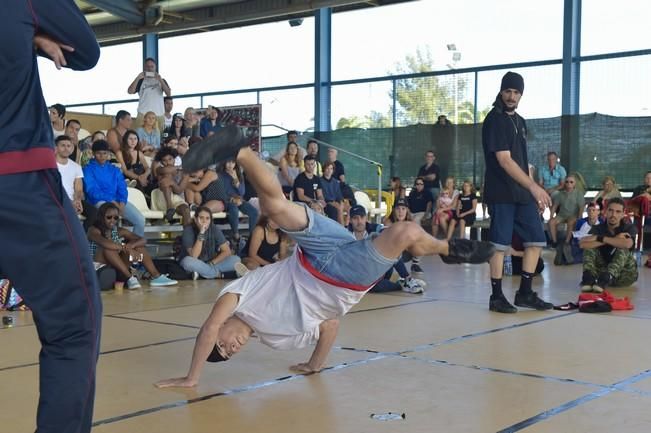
[400,277,424,294]
[126,276,141,290]
[412,278,427,287]
[192,271,199,281]
[234,262,249,278]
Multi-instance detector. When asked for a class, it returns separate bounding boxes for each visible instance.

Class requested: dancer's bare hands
[154,376,198,388]
[34,34,74,70]
[529,183,552,211]
[289,362,320,374]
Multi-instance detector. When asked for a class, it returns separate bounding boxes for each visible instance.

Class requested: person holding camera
[127,57,171,127]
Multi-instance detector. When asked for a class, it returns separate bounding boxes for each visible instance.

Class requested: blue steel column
[561,0,581,173]
[142,33,159,64]
[314,8,332,133]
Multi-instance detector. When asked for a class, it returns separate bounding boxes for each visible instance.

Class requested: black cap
[500,71,524,94]
[349,205,367,217]
[92,139,109,152]
[394,198,408,208]
[206,344,228,363]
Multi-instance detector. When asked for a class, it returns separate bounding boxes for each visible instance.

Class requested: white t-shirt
[57,159,83,201]
[219,249,369,350]
[137,77,166,116]
[52,126,65,139]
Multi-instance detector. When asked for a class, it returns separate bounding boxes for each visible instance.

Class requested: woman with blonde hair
[432,176,459,238]
[278,141,304,197]
[136,110,160,156]
[594,175,621,211]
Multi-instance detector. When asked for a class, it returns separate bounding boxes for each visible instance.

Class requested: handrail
[262,123,383,212]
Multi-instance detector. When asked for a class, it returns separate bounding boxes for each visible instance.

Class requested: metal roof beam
[85,0,144,26]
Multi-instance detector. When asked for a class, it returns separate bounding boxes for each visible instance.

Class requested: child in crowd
[447,180,477,240]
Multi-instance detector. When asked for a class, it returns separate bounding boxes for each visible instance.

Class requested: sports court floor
[2,250,650,432]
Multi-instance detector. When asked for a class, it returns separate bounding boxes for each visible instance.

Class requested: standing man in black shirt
[417,150,441,205]
[482,72,553,313]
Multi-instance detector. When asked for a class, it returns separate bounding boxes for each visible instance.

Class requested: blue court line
[496,369,651,432]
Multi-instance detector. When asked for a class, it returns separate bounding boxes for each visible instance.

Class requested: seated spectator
[570,202,603,264]
[293,155,326,208]
[351,204,424,293]
[151,147,191,224]
[55,135,96,229]
[164,113,191,141]
[432,177,459,238]
[321,161,345,224]
[272,130,307,164]
[548,175,583,250]
[199,106,221,138]
[278,142,304,197]
[539,151,567,195]
[83,140,146,237]
[220,158,259,242]
[183,167,226,213]
[106,110,132,156]
[389,176,407,200]
[179,206,241,279]
[136,111,161,156]
[327,147,345,183]
[237,216,288,275]
[406,176,433,227]
[80,130,108,167]
[87,203,178,289]
[183,107,201,137]
[117,129,150,191]
[447,180,477,240]
[593,175,621,211]
[162,136,185,165]
[50,103,66,138]
[65,119,82,163]
[306,139,322,176]
[160,96,174,131]
[579,198,638,292]
[629,171,651,217]
[387,198,424,277]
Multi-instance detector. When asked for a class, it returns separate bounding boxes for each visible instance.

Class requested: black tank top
[246,227,280,263]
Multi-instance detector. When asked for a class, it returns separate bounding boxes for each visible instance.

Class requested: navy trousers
[0,169,102,433]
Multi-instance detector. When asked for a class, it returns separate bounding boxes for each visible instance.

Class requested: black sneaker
[489,295,517,313]
[441,238,495,264]
[514,291,553,310]
[182,125,250,172]
[410,264,424,274]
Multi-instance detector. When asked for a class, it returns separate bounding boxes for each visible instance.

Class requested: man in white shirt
[156,126,495,388]
[127,57,171,124]
[55,135,95,228]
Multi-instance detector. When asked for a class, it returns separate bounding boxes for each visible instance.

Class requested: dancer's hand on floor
[154,377,198,388]
[289,363,320,374]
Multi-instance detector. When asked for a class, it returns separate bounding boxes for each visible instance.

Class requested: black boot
[182,125,250,172]
[441,238,495,264]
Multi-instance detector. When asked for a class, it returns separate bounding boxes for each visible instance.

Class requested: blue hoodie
[1,1,99,175]
[83,159,127,205]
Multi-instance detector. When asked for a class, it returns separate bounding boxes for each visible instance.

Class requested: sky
[38,0,651,132]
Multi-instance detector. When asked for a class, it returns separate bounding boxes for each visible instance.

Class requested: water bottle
[503,255,513,276]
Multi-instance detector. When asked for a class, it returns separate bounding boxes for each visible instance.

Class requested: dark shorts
[454,212,476,225]
[488,202,546,251]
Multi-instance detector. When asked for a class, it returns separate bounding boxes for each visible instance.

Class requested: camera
[145,71,155,78]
